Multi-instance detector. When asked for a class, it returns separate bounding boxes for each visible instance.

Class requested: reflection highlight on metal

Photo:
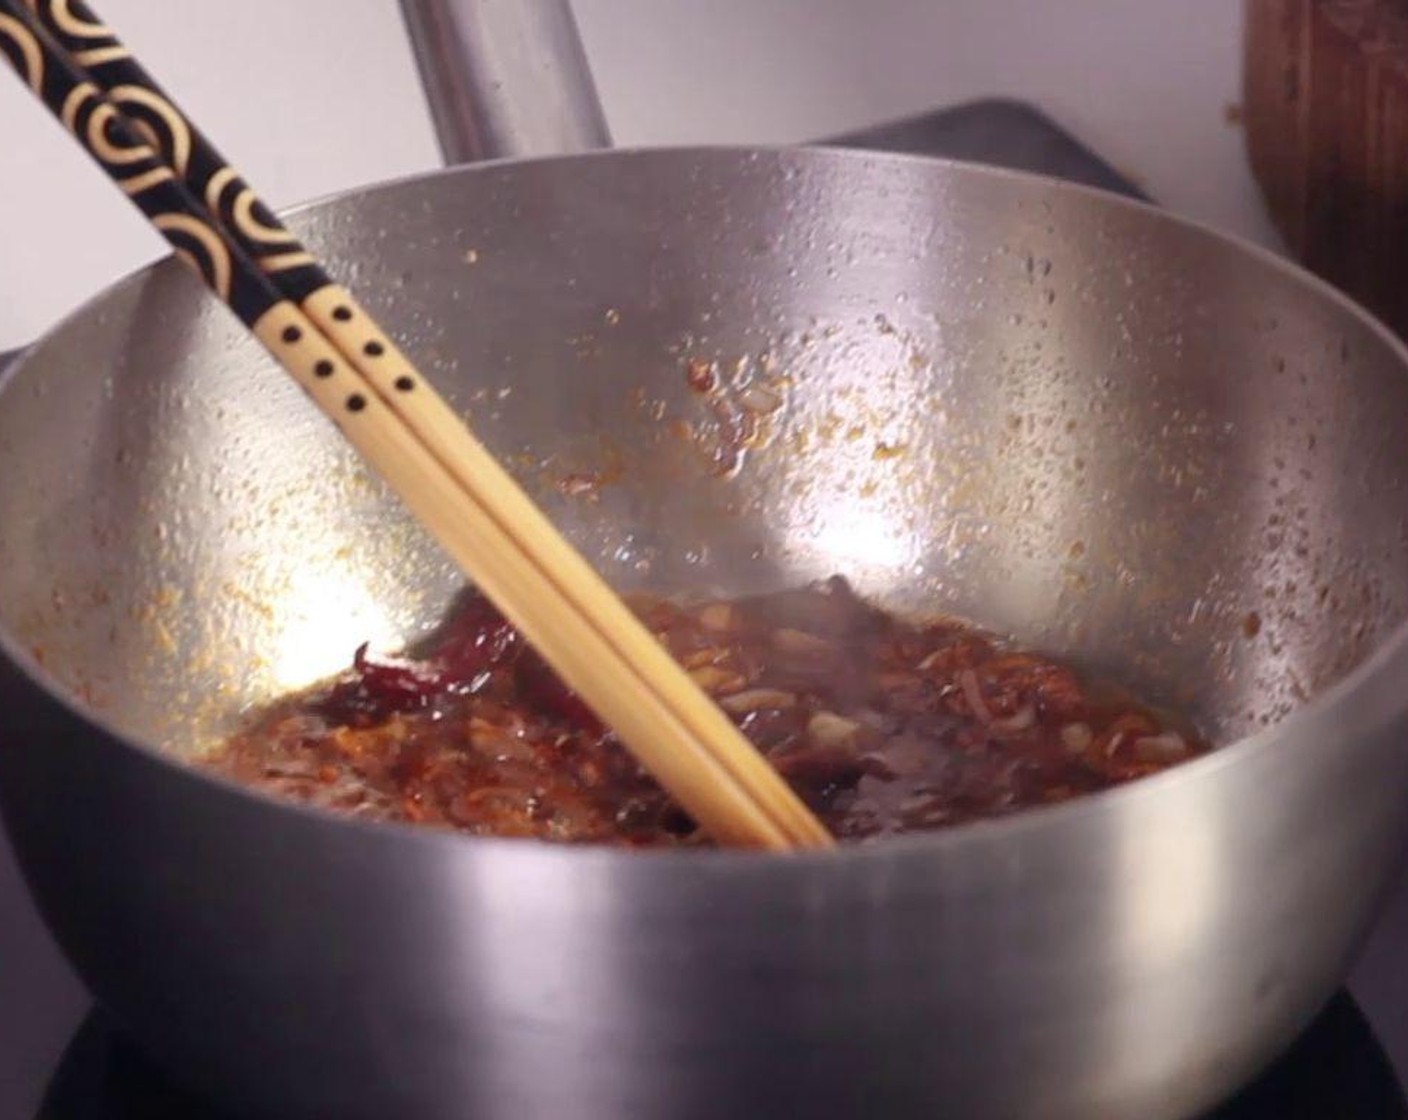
[398,0,611,165]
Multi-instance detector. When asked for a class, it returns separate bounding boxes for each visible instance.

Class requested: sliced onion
[773,628,834,655]
[688,665,745,694]
[1133,731,1188,761]
[699,603,735,633]
[719,688,797,714]
[807,711,863,748]
[959,668,994,722]
[1060,722,1094,753]
[682,648,723,670]
[991,704,1037,734]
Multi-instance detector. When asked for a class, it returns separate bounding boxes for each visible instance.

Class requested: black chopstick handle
[28,0,337,306]
[2,0,429,425]
[24,0,450,434]
[0,0,281,326]
[24,0,416,393]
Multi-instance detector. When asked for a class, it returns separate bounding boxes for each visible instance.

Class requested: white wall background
[0,0,1273,351]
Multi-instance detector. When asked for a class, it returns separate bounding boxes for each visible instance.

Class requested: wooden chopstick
[16,0,831,849]
[0,0,835,850]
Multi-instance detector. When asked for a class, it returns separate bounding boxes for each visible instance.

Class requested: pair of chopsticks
[0,0,834,850]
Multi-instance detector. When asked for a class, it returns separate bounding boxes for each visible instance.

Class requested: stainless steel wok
[4,141,1408,1120]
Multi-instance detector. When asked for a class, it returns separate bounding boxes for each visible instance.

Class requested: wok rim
[5,142,1408,870]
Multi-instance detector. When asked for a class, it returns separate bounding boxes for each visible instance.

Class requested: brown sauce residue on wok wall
[206,577,1207,847]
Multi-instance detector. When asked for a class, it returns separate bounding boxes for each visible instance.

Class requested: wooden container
[1244,0,1408,336]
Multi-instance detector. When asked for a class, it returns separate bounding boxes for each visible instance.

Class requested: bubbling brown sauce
[205,577,1208,846]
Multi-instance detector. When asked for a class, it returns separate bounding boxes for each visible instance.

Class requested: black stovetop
[24,991,1405,1120]
[4,98,1408,1119]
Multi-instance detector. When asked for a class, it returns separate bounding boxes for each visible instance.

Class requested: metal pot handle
[397,0,612,164]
